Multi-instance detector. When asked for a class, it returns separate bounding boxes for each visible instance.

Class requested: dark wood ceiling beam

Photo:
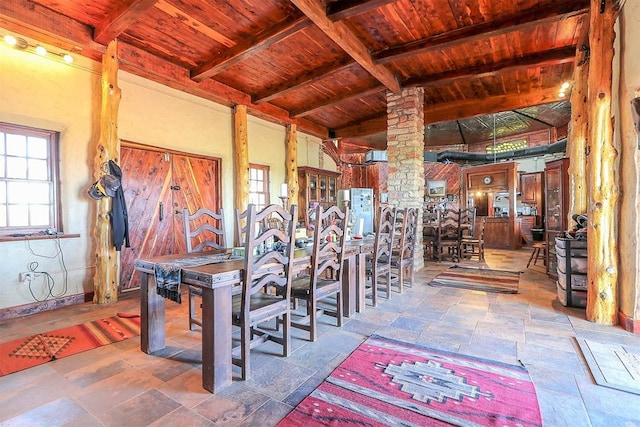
[425,87,565,124]
[252,57,354,104]
[191,16,311,82]
[326,0,397,21]
[0,0,104,57]
[334,87,565,138]
[292,85,384,117]
[334,116,387,138]
[93,0,159,45]
[290,0,400,92]
[372,0,589,64]
[404,46,576,87]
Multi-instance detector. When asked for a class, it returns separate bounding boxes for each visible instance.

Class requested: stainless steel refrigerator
[338,188,374,236]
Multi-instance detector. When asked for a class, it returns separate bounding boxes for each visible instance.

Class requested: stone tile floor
[1,248,639,426]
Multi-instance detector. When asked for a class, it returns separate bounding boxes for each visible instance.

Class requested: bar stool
[527,242,546,268]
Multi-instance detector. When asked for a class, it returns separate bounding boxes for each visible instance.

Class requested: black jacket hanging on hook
[108,159,130,251]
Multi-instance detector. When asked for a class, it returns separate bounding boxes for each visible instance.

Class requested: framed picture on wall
[427,180,447,197]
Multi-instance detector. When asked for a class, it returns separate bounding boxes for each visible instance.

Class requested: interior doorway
[118,143,222,290]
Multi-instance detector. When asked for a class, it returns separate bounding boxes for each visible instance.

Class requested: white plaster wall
[0,38,100,310]
[617,0,640,318]
[0,27,334,312]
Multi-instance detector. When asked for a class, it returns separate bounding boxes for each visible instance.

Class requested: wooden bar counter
[482,217,517,249]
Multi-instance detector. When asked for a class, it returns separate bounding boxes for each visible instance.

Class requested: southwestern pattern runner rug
[279,335,542,426]
[428,266,520,294]
[0,313,140,377]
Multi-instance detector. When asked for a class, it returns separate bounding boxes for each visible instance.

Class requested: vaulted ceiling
[0,0,587,153]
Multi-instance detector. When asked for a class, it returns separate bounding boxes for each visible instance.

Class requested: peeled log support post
[234,105,249,245]
[93,40,122,304]
[586,0,620,325]
[567,33,590,222]
[285,124,298,208]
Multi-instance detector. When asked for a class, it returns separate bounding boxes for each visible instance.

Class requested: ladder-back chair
[435,209,461,262]
[289,205,349,341]
[366,205,396,305]
[231,203,297,380]
[182,207,226,330]
[391,207,418,292]
[461,215,487,261]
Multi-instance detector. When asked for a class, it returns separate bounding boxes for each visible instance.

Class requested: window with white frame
[0,123,60,234]
[248,164,270,210]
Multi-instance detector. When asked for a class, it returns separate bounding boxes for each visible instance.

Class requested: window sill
[0,233,80,242]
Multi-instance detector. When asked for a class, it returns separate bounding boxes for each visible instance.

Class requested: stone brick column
[387,87,425,270]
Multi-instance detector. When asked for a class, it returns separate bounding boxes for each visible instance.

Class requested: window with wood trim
[0,123,60,234]
[248,164,270,210]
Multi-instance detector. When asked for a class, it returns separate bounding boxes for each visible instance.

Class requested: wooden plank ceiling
[0,0,587,153]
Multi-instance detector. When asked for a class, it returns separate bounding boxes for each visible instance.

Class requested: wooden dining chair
[235,208,248,247]
[365,205,396,305]
[390,207,418,292]
[461,215,487,261]
[435,209,461,262]
[182,207,226,330]
[459,207,476,238]
[231,203,297,381]
[288,205,349,341]
[423,209,439,260]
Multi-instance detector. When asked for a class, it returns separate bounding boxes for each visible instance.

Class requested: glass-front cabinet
[297,166,341,227]
[544,158,569,279]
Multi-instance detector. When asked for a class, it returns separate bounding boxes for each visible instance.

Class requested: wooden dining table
[134,236,375,393]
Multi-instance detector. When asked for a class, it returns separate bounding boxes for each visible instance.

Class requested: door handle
[159,202,164,221]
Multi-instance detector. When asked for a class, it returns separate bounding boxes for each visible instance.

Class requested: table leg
[342,254,357,317]
[201,285,232,393]
[355,253,366,313]
[140,272,165,354]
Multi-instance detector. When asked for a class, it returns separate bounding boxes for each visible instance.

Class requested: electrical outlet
[20,272,38,282]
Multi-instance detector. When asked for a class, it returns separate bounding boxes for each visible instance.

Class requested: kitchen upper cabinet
[520,172,544,215]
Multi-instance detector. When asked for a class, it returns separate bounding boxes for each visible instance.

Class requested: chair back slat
[402,207,418,258]
[235,208,248,247]
[182,207,226,253]
[374,206,396,263]
[310,205,349,284]
[241,204,298,315]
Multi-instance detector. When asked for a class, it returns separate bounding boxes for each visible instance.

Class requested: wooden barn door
[119,143,221,290]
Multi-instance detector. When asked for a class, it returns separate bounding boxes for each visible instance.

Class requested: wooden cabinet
[297,166,340,226]
[544,158,569,278]
[520,172,544,216]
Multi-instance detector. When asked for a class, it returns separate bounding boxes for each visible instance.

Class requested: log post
[586,0,619,324]
[234,104,249,245]
[93,40,121,304]
[568,35,590,223]
[285,124,298,210]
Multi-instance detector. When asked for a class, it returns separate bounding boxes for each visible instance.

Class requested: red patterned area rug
[0,313,140,377]
[428,266,520,294]
[279,335,542,427]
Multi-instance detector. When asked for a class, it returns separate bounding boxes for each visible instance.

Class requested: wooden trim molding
[618,311,640,334]
[0,233,80,242]
[0,292,94,321]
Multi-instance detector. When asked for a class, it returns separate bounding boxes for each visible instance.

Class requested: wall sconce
[3,33,74,64]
